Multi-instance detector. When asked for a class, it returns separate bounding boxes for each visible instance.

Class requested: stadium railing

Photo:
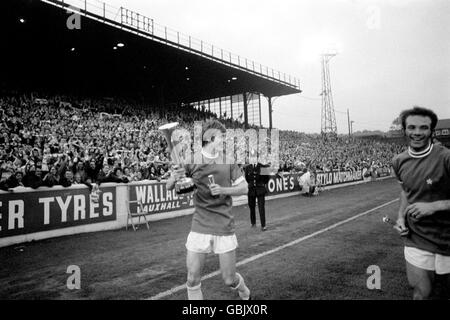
[42,0,301,90]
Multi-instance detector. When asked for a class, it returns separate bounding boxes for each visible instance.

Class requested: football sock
[231,273,250,300]
[187,282,203,300]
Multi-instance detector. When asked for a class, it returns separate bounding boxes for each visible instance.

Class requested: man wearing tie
[245,162,270,231]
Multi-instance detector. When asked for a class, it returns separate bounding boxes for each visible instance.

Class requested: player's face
[405,115,432,152]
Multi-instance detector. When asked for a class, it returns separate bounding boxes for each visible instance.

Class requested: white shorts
[404,246,450,275]
[185,231,238,254]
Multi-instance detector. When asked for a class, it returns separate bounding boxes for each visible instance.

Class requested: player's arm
[166,172,176,190]
[395,190,409,235]
[210,177,248,196]
[405,200,450,219]
[397,190,408,220]
[430,200,450,212]
[391,159,408,235]
[166,167,186,191]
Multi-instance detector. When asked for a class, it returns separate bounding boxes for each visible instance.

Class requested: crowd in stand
[278,130,405,174]
[0,92,405,190]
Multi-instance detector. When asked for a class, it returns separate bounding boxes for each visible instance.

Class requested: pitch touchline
[146,198,399,300]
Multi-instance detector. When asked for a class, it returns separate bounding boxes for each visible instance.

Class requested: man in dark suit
[245,162,270,231]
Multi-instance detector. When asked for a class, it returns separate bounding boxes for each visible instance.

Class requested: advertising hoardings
[0,186,116,238]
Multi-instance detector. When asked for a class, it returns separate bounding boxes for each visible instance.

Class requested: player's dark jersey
[392,144,450,255]
[185,163,244,236]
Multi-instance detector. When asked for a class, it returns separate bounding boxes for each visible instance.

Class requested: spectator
[148,165,158,180]
[59,169,74,187]
[73,161,87,183]
[85,157,103,183]
[133,171,143,182]
[113,167,129,183]
[158,166,170,181]
[0,168,19,190]
[22,164,42,189]
[43,166,59,187]
[98,167,129,184]
[73,172,83,185]
[14,171,24,187]
[123,167,133,181]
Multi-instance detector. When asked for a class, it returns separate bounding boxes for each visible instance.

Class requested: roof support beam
[243,92,249,129]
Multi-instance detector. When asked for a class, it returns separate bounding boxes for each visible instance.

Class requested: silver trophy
[159,122,195,194]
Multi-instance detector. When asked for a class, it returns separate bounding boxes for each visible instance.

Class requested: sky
[101,0,449,133]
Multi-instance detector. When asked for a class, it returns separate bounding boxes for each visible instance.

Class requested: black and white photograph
[0,0,450,310]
